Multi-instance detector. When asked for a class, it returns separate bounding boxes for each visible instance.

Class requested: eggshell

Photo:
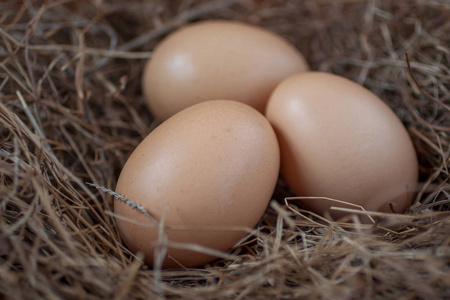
[115,100,280,268]
[265,72,418,220]
[142,20,309,121]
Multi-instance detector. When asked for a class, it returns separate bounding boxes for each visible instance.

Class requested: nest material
[1,0,450,299]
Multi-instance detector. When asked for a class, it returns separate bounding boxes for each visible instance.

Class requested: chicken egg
[142,20,309,121]
[115,100,280,268]
[265,72,418,220]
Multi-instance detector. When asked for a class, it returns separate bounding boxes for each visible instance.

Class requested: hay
[1,0,449,299]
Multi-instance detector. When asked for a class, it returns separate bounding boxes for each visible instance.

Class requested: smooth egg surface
[142,20,309,121]
[115,100,280,268]
[265,72,418,220]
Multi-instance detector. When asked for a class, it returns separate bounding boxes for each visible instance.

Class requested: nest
[1,0,449,299]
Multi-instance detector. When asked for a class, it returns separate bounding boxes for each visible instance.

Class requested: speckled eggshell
[115,100,280,268]
[265,72,418,220]
[142,20,309,121]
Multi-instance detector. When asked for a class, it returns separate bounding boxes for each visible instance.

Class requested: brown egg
[115,100,280,268]
[265,72,418,220]
[142,20,309,121]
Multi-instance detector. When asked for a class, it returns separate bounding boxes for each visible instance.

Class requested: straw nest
[1,0,449,299]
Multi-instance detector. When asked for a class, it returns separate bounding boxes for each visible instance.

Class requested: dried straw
[1,0,449,299]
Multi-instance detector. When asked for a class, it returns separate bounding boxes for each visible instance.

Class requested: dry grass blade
[1,0,450,299]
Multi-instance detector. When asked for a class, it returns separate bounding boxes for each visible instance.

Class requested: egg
[114,100,280,268]
[142,20,309,121]
[265,72,418,220]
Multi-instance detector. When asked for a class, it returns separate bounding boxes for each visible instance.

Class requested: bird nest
[1,0,449,299]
